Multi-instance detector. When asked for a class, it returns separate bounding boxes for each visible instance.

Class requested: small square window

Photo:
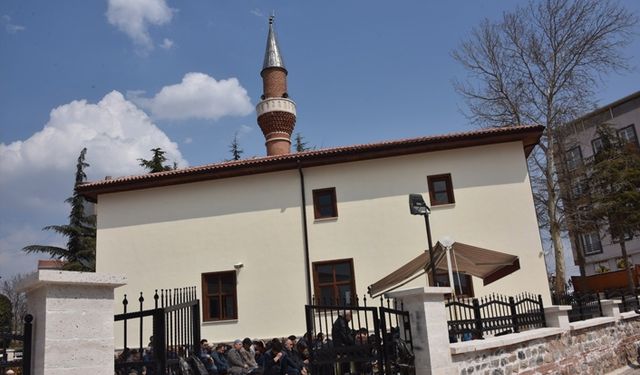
[617,125,638,147]
[427,174,455,206]
[580,232,602,256]
[591,138,604,155]
[565,146,583,171]
[202,271,237,321]
[313,188,338,219]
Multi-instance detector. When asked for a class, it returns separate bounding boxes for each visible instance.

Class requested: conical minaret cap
[262,16,286,73]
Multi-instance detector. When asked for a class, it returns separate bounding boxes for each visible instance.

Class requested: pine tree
[586,124,640,291]
[294,133,312,152]
[139,148,174,173]
[23,148,96,271]
[228,133,243,161]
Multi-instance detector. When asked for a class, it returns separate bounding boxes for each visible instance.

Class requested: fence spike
[363,294,367,307]
[154,289,159,309]
[139,292,144,310]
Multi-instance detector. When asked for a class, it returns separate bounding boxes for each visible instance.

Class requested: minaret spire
[256,16,297,156]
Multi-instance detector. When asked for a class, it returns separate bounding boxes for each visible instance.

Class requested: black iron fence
[604,288,640,312]
[0,314,33,375]
[114,287,200,375]
[305,295,414,375]
[446,293,546,342]
[552,292,603,322]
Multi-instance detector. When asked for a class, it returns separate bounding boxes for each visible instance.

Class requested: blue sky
[1,1,639,280]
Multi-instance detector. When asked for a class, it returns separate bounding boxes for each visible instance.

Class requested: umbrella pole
[445,244,456,297]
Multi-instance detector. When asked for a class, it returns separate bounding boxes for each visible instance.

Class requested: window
[202,271,237,321]
[617,125,638,147]
[591,138,604,155]
[312,259,355,304]
[565,146,583,171]
[571,178,588,198]
[313,188,338,219]
[427,174,455,206]
[435,272,474,297]
[580,232,602,256]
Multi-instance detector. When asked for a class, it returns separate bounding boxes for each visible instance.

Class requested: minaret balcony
[256,97,297,117]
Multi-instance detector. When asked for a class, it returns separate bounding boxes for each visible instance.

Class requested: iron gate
[114,287,201,375]
[0,314,33,375]
[305,295,414,375]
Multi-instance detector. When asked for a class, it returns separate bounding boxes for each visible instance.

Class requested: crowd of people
[115,311,389,375]
[198,333,324,375]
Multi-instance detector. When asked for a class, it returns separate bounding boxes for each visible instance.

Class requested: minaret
[256,16,297,156]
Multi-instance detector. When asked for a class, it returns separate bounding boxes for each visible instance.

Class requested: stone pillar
[19,270,126,375]
[386,286,455,375]
[544,305,571,329]
[600,299,621,319]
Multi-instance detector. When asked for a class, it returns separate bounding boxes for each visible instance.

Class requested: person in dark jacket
[263,339,285,375]
[332,311,354,375]
[332,311,354,347]
[212,344,230,375]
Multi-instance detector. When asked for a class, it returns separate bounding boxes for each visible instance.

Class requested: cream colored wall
[98,171,309,343]
[96,141,550,343]
[303,142,549,303]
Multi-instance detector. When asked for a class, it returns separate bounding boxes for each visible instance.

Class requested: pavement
[607,365,640,374]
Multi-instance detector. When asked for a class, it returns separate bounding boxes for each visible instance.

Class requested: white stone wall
[19,270,126,375]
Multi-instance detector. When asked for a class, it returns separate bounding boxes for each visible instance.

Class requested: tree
[228,133,243,161]
[139,148,175,172]
[294,132,313,152]
[23,148,96,271]
[0,274,27,334]
[452,0,637,293]
[586,125,640,291]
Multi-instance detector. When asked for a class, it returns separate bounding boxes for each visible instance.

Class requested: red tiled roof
[77,125,544,202]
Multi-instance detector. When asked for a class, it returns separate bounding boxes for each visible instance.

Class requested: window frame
[201,271,238,322]
[312,187,338,219]
[312,258,356,305]
[591,138,604,155]
[617,125,639,147]
[580,231,603,256]
[427,173,455,206]
[565,146,583,171]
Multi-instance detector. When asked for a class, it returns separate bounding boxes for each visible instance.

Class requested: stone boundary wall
[452,317,640,375]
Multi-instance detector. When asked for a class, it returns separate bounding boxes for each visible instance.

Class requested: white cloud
[2,15,25,34]
[159,38,174,50]
[0,91,187,278]
[106,0,173,51]
[129,72,253,121]
[250,9,265,18]
[0,91,186,211]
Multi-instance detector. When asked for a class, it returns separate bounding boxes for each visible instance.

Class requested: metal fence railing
[604,288,640,312]
[552,292,603,322]
[446,293,546,342]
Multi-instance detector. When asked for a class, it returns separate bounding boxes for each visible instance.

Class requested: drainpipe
[298,160,312,305]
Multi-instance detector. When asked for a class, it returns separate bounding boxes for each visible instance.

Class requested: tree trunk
[546,133,566,294]
[620,241,636,293]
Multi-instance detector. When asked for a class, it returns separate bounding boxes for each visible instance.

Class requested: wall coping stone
[450,328,563,355]
[600,299,620,306]
[620,311,640,320]
[544,305,572,312]
[569,316,616,331]
[18,269,127,293]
